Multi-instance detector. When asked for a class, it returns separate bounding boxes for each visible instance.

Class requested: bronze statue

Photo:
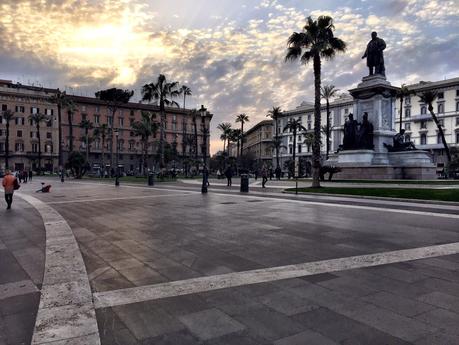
[343,113,358,150]
[384,129,417,152]
[357,112,374,149]
[362,32,386,77]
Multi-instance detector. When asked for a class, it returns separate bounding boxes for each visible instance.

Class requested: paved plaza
[1,177,459,344]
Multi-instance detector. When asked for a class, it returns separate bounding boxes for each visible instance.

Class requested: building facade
[0,80,212,174]
[241,119,273,166]
[394,77,459,168]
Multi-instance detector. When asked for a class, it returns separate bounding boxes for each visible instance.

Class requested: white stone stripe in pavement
[46,192,193,204]
[17,192,100,345]
[93,241,459,309]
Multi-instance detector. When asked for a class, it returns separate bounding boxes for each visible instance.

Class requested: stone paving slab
[0,196,45,345]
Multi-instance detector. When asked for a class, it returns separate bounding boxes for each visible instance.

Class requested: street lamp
[114,129,120,186]
[200,105,208,194]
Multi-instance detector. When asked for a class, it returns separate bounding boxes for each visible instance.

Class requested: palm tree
[50,89,71,170]
[66,100,77,152]
[396,84,412,133]
[131,111,159,175]
[419,91,451,162]
[93,124,108,177]
[3,110,15,169]
[29,112,50,174]
[321,85,339,159]
[286,15,346,188]
[283,118,307,176]
[228,128,242,159]
[189,109,200,173]
[142,74,180,169]
[180,85,192,109]
[80,119,93,164]
[217,122,232,152]
[95,88,134,171]
[235,113,249,157]
[267,107,282,169]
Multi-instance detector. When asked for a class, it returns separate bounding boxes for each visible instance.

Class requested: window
[15,117,25,125]
[94,140,100,149]
[45,144,53,153]
[0,115,2,124]
[421,106,426,114]
[289,146,293,154]
[32,143,38,153]
[438,103,444,114]
[94,115,100,124]
[344,108,349,115]
[0,143,4,152]
[1,104,7,111]
[129,118,134,126]
[119,117,124,127]
[31,107,39,114]
[307,122,312,130]
[95,106,100,113]
[298,144,302,153]
[456,102,459,112]
[172,122,177,131]
[82,114,87,121]
[107,116,113,126]
[420,121,427,129]
[81,105,86,112]
[30,131,34,138]
[46,119,52,127]
[456,90,459,97]
[130,131,135,137]
[437,92,444,99]
[405,108,411,118]
[46,132,52,139]
[15,143,24,152]
[17,130,22,137]
[129,141,134,150]
[15,105,25,113]
[405,122,411,131]
[457,132,459,144]
[437,133,442,144]
[405,96,411,105]
[420,133,427,145]
[130,110,134,116]
[45,108,53,116]
[119,110,123,116]
[456,117,459,126]
[438,119,444,127]
[0,129,2,136]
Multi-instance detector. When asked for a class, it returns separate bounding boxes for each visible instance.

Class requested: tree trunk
[326,99,330,160]
[5,121,10,169]
[240,123,244,157]
[68,111,73,152]
[399,97,403,133]
[311,54,322,188]
[160,100,165,169]
[194,117,198,173]
[58,104,63,168]
[101,136,105,177]
[110,110,115,169]
[183,94,186,109]
[428,105,451,162]
[275,116,280,169]
[85,129,89,164]
[37,123,42,174]
[292,128,297,177]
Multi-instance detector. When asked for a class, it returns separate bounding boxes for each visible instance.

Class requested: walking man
[225,166,233,187]
[261,166,268,188]
[2,169,18,210]
[29,169,33,181]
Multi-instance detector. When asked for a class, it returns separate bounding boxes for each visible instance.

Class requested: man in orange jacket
[2,169,17,210]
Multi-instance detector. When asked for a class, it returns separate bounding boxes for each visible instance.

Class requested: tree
[66,151,88,179]
[235,113,249,157]
[283,118,307,176]
[142,74,180,169]
[50,89,72,169]
[267,107,282,169]
[228,128,242,159]
[95,88,134,169]
[286,15,346,188]
[180,85,192,109]
[396,84,413,133]
[80,119,93,164]
[66,100,77,152]
[93,124,108,177]
[217,122,232,153]
[2,110,15,169]
[29,112,50,174]
[419,90,451,162]
[321,85,339,159]
[131,111,159,175]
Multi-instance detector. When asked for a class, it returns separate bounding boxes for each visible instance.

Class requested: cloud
[0,0,458,154]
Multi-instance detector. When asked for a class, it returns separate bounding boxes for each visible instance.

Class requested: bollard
[240,174,249,192]
[148,172,154,186]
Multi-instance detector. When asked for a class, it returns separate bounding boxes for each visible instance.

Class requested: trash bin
[240,174,249,192]
[148,172,154,186]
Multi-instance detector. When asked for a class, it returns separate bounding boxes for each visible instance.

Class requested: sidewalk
[0,194,46,345]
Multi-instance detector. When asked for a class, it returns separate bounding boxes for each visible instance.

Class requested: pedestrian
[254,169,258,181]
[29,170,33,181]
[2,169,19,210]
[269,168,274,180]
[275,166,281,180]
[23,170,28,183]
[18,171,23,184]
[261,166,268,188]
[225,166,233,187]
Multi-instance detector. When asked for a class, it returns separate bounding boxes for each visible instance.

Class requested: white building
[277,77,459,175]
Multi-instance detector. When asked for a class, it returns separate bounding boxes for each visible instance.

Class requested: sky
[1,0,459,153]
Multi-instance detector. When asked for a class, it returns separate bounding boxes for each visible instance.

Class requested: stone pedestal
[331,75,436,180]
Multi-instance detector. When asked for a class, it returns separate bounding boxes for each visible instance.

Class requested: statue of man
[343,113,358,150]
[357,112,374,149]
[362,32,386,77]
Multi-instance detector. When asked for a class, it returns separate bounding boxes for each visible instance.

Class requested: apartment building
[0,80,212,174]
[241,120,273,166]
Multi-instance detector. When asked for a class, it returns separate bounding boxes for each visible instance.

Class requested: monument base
[327,150,436,180]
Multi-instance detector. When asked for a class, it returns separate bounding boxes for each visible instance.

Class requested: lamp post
[114,129,119,186]
[200,105,208,194]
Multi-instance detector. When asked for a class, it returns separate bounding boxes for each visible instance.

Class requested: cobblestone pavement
[3,177,459,344]
[0,187,45,345]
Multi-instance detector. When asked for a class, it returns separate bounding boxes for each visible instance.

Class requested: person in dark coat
[225,166,233,186]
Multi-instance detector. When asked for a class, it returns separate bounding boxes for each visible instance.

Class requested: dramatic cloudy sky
[1,0,459,153]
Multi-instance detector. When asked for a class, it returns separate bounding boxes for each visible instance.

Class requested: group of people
[16,170,32,183]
